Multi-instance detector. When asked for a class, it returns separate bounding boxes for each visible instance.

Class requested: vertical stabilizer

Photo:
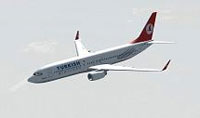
[130,12,157,44]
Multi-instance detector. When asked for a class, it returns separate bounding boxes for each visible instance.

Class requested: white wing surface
[89,60,171,72]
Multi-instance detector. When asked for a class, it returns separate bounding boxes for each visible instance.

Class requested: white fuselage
[28,42,151,83]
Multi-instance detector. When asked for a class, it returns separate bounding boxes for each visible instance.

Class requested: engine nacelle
[87,71,107,81]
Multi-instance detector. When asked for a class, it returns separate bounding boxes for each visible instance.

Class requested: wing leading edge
[89,60,171,72]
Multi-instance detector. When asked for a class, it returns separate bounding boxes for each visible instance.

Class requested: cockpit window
[33,72,43,76]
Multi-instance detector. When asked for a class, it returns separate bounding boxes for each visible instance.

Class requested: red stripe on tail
[130,12,157,44]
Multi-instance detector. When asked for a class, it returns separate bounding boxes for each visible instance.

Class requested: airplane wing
[74,31,90,56]
[89,60,171,72]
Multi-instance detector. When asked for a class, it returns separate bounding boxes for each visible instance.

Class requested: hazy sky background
[0,0,200,118]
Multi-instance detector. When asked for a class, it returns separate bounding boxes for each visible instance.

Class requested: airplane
[28,12,172,84]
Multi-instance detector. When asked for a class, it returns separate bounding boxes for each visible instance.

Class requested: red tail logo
[146,23,154,35]
[130,12,157,44]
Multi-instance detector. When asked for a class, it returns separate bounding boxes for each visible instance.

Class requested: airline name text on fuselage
[56,61,81,70]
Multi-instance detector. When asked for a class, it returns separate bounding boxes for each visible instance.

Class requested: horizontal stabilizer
[148,40,175,44]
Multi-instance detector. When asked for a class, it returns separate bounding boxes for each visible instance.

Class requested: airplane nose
[28,76,38,83]
[28,76,34,83]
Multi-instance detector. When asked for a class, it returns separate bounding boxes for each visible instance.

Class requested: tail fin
[130,12,157,44]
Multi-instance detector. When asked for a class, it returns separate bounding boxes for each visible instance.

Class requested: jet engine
[87,71,107,81]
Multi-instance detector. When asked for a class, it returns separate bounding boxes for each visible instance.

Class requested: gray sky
[0,0,200,118]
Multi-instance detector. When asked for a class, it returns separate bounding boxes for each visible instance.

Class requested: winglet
[162,60,171,71]
[75,31,79,40]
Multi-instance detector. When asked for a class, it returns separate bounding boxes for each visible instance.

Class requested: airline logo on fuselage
[57,61,81,70]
